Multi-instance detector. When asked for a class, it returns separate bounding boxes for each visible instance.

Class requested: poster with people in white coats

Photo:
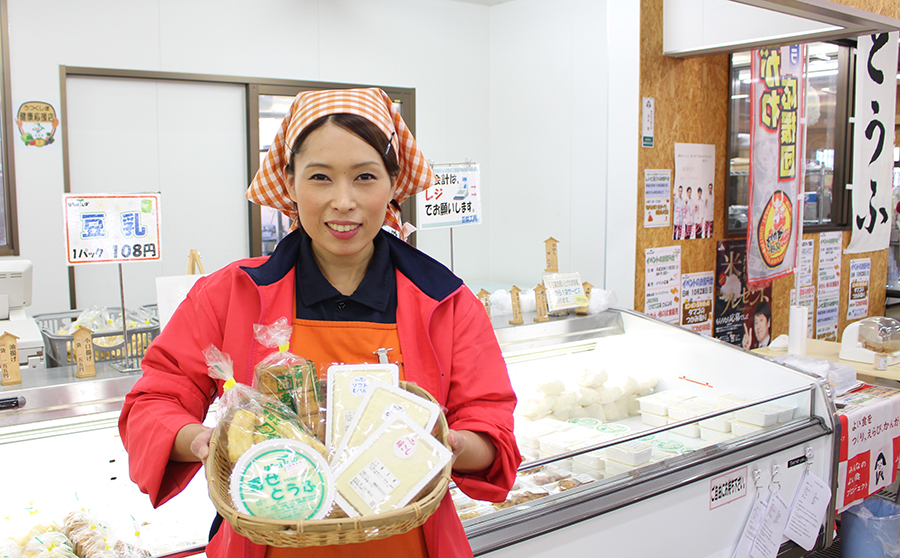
[673,143,716,240]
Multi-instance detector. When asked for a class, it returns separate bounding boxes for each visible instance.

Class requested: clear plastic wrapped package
[325,363,400,451]
[252,318,325,442]
[332,414,451,517]
[331,378,440,466]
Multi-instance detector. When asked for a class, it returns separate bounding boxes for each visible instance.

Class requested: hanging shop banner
[747,44,806,287]
[673,143,715,240]
[816,231,843,341]
[847,258,871,320]
[846,32,899,254]
[15,100,59,148]
[644,169,670,228]
[714,240,746,346]
[644,246,681,325]
[62,193,162,265]
[680,271,714,336]
[415,163,482,230]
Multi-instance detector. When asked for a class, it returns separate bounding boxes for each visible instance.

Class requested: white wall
[4,0,638,315]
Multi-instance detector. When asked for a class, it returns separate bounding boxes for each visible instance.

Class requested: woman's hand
[447,429,497,473]
[172,423,214,464]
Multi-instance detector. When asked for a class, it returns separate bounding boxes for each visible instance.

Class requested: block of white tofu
[641,410,668,427]
[734,404,781,427]
[332,414,451,517]
[605,440,653,466]
[698,412,734,433]
[514,416,572,449]
[730,420,765,437]
[637,391,695,416]
[326,364,399,451]
[331,378,440,466]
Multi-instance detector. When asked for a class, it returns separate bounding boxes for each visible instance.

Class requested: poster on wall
[747,44,806,287]
[415,163,482,230]
[816,231,843,341]
[681,271,714,336]
[847,258,871,320]
[62,193,162,265]
[742,285,774,350]
[644,246,681,324]
[798,239,815,288]
[714,240,773,348]
[15,100,59,148]
[644,169,670,228]
[846,32,899,254]
[673,143,715,240]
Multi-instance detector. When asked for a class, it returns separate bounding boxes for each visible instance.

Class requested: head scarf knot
[246,88,435,236]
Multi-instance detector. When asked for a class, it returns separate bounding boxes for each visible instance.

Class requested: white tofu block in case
[698,413,734,433]
[572,461,606,479]
[637,391,695,416]
[641,410,668,427]
[515,417,572,450]
[650,438,686,454]
[730,420,765,437]
[700,426,734,442]
[667,400,718,422]
[605,458,645,477]
[735,404,781,427]
[668,418,701,438]
[604,440,653,466]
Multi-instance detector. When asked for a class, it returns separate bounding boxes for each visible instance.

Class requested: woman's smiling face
[288,121,394,265]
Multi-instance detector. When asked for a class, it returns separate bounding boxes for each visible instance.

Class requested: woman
[118,88,520,558]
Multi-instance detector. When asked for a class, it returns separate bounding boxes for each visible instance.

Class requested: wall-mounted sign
[62,193,162,265]
[415,163,482,230]
[16,101,59,147]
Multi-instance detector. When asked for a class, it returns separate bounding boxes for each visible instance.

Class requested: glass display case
[0,309,839,558]
[466,308,838,558]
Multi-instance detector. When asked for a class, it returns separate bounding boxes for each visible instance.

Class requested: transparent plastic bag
[324,363,399,454]
[202,344,327,464]
[252,318,325,443]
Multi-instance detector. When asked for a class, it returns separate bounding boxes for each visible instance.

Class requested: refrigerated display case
[0,308,839,558]
[466,308,839,558]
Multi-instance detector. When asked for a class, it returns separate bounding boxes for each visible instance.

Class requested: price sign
[0,332,21,386]
[415,163,482,230]
[63,193,161,265]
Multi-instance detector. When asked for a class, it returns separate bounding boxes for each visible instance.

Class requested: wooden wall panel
[637,0,891,342]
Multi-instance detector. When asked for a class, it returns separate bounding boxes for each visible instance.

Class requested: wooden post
[534,284,549,322]
[544,237,559,273]
[509,286,524,325]
[476,289,492,320]
[0,332,22,386]
[73,327,96,378]
[576,281,594,315]
[187,249,205,275]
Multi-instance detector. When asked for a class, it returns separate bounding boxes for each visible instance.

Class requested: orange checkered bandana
[246,88,435,235]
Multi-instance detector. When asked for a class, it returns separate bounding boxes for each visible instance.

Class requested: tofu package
[326,363,400,452]
[331,378,441,467]
[332,413,452,517]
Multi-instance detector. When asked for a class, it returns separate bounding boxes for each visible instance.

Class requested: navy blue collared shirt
[295,229,397,323]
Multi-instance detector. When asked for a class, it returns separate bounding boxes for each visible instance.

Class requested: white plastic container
[700,426,734,442]
[572,461,605,479]
[735,404,780,427]
[698,412,734,433]
[604,459,643,477]
[667,400,718,421]
[637,391,694,416]
[641,410,668,427]
[731,420,765,437]
[768,402,797,423]
[668,418,701,438]
[605,440,653,466]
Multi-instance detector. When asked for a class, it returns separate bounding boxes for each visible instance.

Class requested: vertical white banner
[846,32,899,253]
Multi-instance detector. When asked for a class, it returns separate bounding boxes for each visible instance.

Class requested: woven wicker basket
[206,381,452,547]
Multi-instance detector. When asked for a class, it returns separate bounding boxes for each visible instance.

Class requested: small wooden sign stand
[73,327,97,378]
[576,281,594,315]
[544,237,559,273]
[0,332,21,386]
[476,289,492,320]
[534,284,549,322]
[509,286,524,325]
[187,249,205,275]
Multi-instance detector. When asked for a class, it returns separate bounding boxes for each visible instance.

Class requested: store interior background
[2,0,898,343]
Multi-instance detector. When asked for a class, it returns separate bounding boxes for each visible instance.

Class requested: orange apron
[264,318,428,558]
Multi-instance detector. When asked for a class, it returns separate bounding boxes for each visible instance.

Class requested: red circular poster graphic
[757,190,793,268]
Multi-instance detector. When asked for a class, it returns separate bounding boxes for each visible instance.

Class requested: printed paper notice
[62,193,162,265]
[644,169,670,228]
[816,232,842,341]
[681,271,714,336]
[798,239,814,287]
[645,246,681,324]
[847,258,870,320]
[791,286,816,338]
[783,472,831,551]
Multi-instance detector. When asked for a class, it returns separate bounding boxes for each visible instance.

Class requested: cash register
[0,260,44,365]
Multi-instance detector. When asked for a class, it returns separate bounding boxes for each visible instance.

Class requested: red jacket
[119,230,519,558]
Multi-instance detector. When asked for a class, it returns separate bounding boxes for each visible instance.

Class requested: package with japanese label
[253,318,325,443]
[203,344,326,464]
[230,438,335,521]
[330,378,441,466]
[325,363,399,453]
[332,413,451,517]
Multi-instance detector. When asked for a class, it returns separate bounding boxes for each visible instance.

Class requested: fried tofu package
[252,318,325,443]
